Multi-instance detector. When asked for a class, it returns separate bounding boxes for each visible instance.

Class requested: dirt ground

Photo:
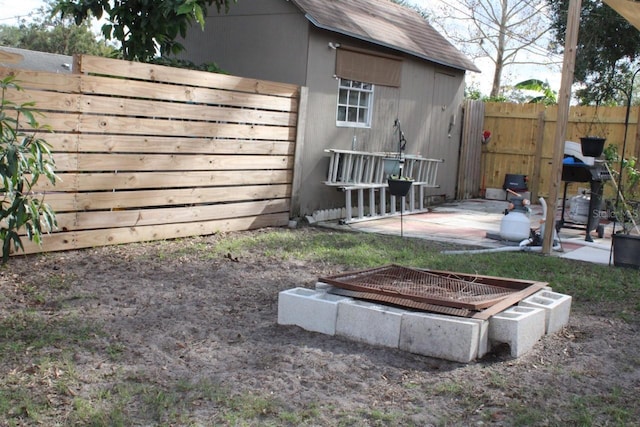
[1,227,639,426]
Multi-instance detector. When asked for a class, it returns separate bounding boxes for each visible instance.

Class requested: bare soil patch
[1,227,639,426]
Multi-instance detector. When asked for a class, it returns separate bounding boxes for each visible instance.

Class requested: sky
[0,0,43,24]
[406,0,562,96]
[0,0,562,96]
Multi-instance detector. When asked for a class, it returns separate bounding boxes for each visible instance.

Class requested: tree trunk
[491,57,504,98]
[490,0,509,98]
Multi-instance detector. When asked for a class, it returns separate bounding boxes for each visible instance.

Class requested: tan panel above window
[335,46,402,87]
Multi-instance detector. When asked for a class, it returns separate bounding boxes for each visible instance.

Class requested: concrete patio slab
[318,199,616,266]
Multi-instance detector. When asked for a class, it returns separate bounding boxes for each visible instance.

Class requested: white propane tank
[568,193,590,224]
[500,211,531,241]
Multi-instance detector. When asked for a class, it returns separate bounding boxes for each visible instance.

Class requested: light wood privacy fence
[457,100,485,199]
[481,102,640,200]
[2,55,301,255]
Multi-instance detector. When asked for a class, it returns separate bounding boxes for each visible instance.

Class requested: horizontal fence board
[53,199,290,231]
[75,55,300,98]
[39,133,78,152]
[44,134,294,155]
[34,170,292,192]
[7,112,77,135]
[80,74,298,112]
[19,212,290,255]
[33,112,81,132]
[0,67,81,92]
[42,184,291,211]
[78,94,296,126]
[4,88,80,112]
[59,153,292,172]
[77,115,295,140]
[35,112,295,140]
[51,152,78,171]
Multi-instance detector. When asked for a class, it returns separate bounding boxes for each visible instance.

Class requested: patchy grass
[205,228,640,313]
[0,226,638,426]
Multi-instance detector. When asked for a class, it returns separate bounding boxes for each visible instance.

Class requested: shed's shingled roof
[0,46,73,74]
[290,0,480,73]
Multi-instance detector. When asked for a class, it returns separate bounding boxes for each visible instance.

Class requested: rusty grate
[327,287,474,318]
[319,265,547,318]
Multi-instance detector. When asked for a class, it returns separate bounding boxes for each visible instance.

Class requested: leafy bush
[604,144,640,234]
[0,75,57,261]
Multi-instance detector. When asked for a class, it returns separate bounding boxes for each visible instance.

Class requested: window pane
[358,108,367,123]
[338,89,348,104]
[348,92,359,106]
[337,106,346,121]
[347,107,357,122]
[359,92,369,107]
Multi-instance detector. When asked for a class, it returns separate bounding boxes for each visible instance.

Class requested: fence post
[456,99,484,199]
[635,106,640,161]
[290,86,308,219]
[530,110,546,202]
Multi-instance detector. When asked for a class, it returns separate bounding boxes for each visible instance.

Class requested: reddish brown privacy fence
[481,102,640,199]
[2,55,301,255]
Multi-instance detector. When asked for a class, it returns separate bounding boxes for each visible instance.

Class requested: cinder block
[314,281,332,292]
[489,306,546,357]
[277,288,350,335]
[399,312,481,363]
[335,299,404,348]
[519,290,572,334]
[485,188,507,200]
[475,319,490,359]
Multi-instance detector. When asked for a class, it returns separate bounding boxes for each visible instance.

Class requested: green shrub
[0,75,57,262]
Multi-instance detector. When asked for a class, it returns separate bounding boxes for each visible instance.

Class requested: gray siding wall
[398,67,465,199]
[180,0,309,85]
[299,27,466,215]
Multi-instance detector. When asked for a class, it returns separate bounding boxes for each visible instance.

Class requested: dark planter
[387,178,413,197]
[580,136,606,157]
[612,233,640,269]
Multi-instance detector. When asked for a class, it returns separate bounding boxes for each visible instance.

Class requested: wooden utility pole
[542,0,582,254]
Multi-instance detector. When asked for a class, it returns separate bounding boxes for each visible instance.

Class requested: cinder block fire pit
[278,265,571,363]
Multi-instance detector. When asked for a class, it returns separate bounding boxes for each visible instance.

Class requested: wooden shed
[181,0,479,218]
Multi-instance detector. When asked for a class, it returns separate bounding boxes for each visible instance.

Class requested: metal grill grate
[327,286,474,318]
[320,265,531,312]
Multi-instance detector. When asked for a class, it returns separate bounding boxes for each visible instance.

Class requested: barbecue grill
[558,141,611,241]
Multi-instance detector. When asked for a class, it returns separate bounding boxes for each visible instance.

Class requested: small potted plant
[579,113,608,157]
[580,135,607,158]
[388,173,414,197]
[604,144,640,268]
[387,119,414,197]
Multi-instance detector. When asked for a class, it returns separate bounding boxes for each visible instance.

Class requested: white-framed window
[336,79,374,128]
